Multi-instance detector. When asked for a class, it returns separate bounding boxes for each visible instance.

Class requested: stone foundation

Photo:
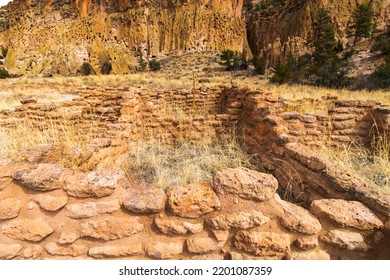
[0,86,389,260]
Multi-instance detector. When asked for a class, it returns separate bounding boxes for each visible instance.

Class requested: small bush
[0,68,10,79]
[101,62,112,75]
[343,48,356,60]
[219,50,248,71]
[80,62,94,76]
[253,56,265,75]
[270,63,292,84]
[372,61,390,88]
[1,46,7,58]
[149,59,161,72]
[372,24,390,55]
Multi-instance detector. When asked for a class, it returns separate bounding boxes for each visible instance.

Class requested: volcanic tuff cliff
[1,0,245,75]
[0,0,389,76]
[245,0,390,66]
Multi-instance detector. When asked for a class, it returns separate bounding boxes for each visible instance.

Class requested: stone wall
[233,88,390,216]
[279,100,384,148]
[1,86,390,260]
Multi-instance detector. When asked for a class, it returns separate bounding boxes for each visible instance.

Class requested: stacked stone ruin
[0,86,389,260]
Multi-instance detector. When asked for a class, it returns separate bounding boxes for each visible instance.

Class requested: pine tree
[349,2,373,45]
[308,8,336,63]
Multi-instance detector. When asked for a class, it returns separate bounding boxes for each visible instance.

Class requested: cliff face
[245,0,390,66]
[1,0,389,76]
[2,0,244,75]
[0,8,7,48]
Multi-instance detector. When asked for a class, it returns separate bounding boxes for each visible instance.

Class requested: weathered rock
[290,250,330,260]
[373,231,385,244]
[155,214,203,235]
[80,217,144,241]
[45,242,88,257]
[58,231,80,245]
[90,138,112,150]
[211,230,230,242]
[33,194,68,212]
[0,198,23,220]
[294,236,319,251]
[206,210,270,230]
[2,218,54,241]
[0,243,23,260]
[234,231,290,257]
[13,164,69,191]
[89,244,143,258]
[123,183,167,214]
[320,230,371,251]
[22,245,43,259]
[66,199,120,219]
[311,199,383,230]
[168,183,220,218]
[187,237,225,254]
[285,143,329,171]
[213,168,278,201]
[278,199,321,235]
[145,241,184,260]
[64,170,120,198]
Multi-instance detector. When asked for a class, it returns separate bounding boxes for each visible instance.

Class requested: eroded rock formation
[1,0,245,75]
[245,0,390,65]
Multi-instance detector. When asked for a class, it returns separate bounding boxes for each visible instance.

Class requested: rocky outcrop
[2,0,245,75]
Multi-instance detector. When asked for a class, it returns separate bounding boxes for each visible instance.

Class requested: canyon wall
[2,0,390,75]
[1,0,244,75]
[245,0,390,66]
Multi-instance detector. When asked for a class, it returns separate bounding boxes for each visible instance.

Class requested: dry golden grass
[2,51,388,117]
[1,51,389,191]
[315,127,390,191]
[0,118,100,169]
[125,137,257,192]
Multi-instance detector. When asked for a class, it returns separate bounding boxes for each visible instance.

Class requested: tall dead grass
[125,137,257,192]
[0,118,101,168]
[316,127,390,191]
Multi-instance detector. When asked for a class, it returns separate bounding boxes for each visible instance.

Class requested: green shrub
[253,56,265,75]
[219,50,248,71]
[101,62,112,75]
[343,48,356,60]
[312,53,349,88]
[0,68,10,79]
[80,62,94,76]
[372,61,390,88]
[270,63,292,84]
[1,47,7,58]
[149,59,161,72]
[372,24,390,55]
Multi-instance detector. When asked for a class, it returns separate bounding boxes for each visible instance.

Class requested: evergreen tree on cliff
[348,2,374,45]
[308,8,336,64]
[306,8,348,88]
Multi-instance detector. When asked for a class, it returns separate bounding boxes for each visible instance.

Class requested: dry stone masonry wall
[0,86,390,260]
